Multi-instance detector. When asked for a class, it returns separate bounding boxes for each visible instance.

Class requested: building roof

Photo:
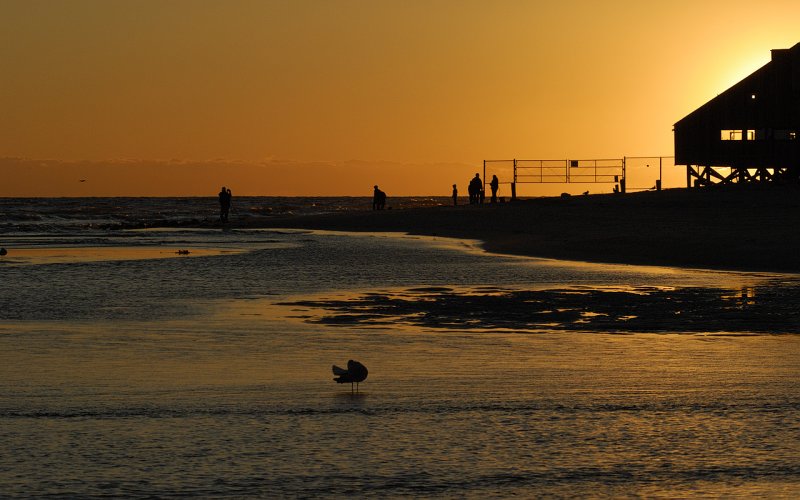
[675,42,800,129]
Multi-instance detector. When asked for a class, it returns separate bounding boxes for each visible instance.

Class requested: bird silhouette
[332,360,368,393]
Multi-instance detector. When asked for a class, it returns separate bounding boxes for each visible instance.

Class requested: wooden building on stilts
[674,43,800,186]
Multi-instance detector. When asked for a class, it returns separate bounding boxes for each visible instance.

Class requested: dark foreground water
[1,198,799,497]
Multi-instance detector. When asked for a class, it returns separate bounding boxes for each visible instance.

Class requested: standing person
[377,188,386,210]
[218,186,231,222]
[469,173,481,205]
[226,188,232,218]
[467,179,475,204]
[490,175,499,203]
[373,185,387,210]
[452,184,458,206]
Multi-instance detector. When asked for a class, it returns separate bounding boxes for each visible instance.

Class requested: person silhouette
[490,175,499,203]
[218,186,227,221]
[452,184,458,206]
[373,185,387,210]
[468,173,482,205]
[219,186,232,222]
[467,180,475,204]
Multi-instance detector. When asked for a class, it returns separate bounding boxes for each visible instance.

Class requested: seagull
[332,360,368,393]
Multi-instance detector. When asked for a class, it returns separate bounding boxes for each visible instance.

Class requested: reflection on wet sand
[3,225,800,497]
[279,282,800,334]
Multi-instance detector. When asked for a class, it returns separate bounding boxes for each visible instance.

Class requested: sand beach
[259,186,800,273]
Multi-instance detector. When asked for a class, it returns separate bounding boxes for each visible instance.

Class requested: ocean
[1,197,799,497]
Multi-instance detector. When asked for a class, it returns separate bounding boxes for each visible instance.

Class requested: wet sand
[278,284,800,334]
[258,186,800,273]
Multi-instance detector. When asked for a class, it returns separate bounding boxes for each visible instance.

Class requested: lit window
[720,130,757,140]
[791,132,797,140]
[721,130,743,140]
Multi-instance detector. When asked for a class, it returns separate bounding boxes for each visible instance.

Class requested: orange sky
[2,0,799,196]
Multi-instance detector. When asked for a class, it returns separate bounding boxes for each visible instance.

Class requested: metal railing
[482,156,674,197]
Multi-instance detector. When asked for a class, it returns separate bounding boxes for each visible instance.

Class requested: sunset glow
[2,0,799,196]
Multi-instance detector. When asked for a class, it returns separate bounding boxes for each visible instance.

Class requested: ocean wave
[0,196,453,235]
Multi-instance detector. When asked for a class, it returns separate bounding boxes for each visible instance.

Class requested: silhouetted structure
[675,42,800,186]
[481,159,627,197]
[333,360,368,393]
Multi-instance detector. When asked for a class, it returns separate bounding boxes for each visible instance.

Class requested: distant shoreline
[254,186,800,274]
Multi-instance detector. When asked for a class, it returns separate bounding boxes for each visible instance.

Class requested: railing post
[512,158,517,201]
[512,158,517,184]
[622,157,627,194]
